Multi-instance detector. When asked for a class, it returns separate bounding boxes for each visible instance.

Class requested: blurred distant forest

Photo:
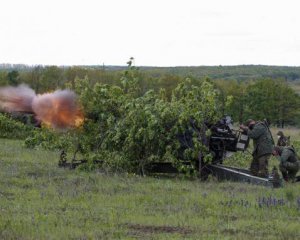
[1,63,300,127]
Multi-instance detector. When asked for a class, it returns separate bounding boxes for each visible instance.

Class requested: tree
[40,66,64,91]
[245,79,300,127]
[0,71,8,85]
[214,79,248,123]
[7,70,20,86]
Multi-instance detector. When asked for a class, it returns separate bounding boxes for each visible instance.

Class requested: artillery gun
[147,116,282,187]
[58,116,283,187]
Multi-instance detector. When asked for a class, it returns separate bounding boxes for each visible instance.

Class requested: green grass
[0,139,299,239]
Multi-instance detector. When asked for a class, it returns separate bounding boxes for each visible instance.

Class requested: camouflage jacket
[280,147,299,164]
[277,136,290,147]
[247,122,274,158]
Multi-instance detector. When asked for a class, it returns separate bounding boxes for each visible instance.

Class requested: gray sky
[1,0,300,66]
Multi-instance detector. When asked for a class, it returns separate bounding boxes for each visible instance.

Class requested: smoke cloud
[0,84,83,129]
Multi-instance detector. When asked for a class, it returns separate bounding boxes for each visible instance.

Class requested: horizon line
[1,63,300,68]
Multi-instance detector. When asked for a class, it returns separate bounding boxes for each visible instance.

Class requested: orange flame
[0,85,84,130]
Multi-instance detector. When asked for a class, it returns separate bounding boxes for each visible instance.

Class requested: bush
[0,113,33,139]
[24,64,222,174]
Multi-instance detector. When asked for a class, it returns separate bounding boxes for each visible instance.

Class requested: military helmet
[245,119,254,127]
[277,131,284,137]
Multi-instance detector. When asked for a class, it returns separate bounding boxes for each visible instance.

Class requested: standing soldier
[272,146,300,182]
[276,131,290,146]
[240,119,274,177]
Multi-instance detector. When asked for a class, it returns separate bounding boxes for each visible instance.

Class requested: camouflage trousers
[250,154,271,178]
[279,161,300,182]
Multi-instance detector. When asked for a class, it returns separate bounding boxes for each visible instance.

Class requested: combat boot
[270,166,281,188]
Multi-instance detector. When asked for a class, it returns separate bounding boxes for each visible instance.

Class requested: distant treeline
[1,64,300,81]
[1,62,300,127]
[0,64,300,81]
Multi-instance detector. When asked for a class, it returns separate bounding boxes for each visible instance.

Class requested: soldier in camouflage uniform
[272,146,300,182]
[276,131,290,146]
[240,119,274,178]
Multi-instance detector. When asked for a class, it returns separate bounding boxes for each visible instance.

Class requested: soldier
[240,119,274,177]
[276,131,290,146]
[272,146,300,182]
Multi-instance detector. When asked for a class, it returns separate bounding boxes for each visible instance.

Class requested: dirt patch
[126,223,193,236]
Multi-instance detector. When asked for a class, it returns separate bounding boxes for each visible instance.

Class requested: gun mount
[208,116,249,163]
[175,116,249,165]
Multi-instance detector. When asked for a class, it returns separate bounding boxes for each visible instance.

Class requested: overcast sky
[1,0,300,66]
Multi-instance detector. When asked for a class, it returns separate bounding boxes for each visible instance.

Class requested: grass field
[0,138,300,239]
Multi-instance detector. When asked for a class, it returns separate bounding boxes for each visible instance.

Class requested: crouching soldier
[272,146,300,182]
[276,131,290,146]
